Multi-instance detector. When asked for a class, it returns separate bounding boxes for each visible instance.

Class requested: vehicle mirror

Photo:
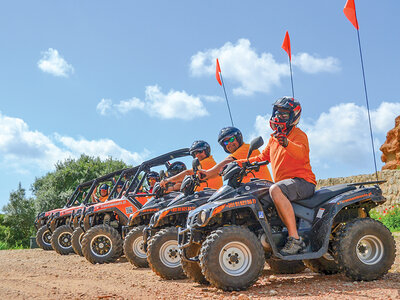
[159,170,165,180]
[192,158,200,172]
[247,136,264,159]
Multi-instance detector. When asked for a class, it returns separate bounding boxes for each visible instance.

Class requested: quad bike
[47,168,127,255]
[80,148,191,264]
[178,137,396,291]
[143,158,217,279]
[69,167,139,256]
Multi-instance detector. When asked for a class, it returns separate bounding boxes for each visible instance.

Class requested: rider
[237,97,316,255]
[163,161,187,192]
[199,127,272,183]
[146,171,160,193]
[91,183,109,203]
[160,140,223,190]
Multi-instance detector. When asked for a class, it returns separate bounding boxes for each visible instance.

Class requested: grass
[0,241,27,250]
[371,204,400,232]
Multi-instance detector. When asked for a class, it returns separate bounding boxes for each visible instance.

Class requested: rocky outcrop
[380,115,400,170]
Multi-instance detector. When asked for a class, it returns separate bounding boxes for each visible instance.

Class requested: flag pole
[356,29,379,181]
[288,58,295,99]
[219,72,234,127]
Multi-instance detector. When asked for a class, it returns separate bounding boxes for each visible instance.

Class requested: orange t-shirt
[246,127,316,185]
[98,195,108,203]
[229,143,272,183]
[198,155,223,190]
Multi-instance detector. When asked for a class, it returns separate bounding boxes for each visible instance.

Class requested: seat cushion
[293,184,356,209]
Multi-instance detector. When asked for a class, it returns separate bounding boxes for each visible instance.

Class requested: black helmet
[99,183,109,193]
[218,127,243,153]
[189,140,211,158]
[270,97,301,135]
[147,171,160,184]
[166,161,187,177]
[116,180,124,188]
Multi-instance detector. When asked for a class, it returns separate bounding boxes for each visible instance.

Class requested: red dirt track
[0,234,399,300]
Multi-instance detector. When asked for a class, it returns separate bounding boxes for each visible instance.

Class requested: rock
[238,294,249,300]
[268,275,277,281]
[381,115,400,170]
[269,290,278,296]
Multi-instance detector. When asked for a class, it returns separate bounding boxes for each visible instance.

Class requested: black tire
[181,243,208,284]
[36,225,53,251]
[333,218,396,281]
[199,226,264,291]
[71,227,85,256]
[266,258,306,274]
[303,254,340,275]
[51,225,74,255]
[147,227,186,280]
[81,225,123,264]
[123,225,148,268]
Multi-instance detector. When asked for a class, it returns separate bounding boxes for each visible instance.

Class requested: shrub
[370,204,400,232]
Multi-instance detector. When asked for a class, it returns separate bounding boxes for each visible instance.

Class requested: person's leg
[269,184,299,239]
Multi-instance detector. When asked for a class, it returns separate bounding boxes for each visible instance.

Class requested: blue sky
[1,1,400,207]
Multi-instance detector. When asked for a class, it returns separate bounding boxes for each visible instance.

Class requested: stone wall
[317,170,400,211]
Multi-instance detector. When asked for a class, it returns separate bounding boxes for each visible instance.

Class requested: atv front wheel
[199,226,264,291]
[303,253,340,275]
[71,227,85,256]
[147,227,186,280]
[51,225,74,255]
[36,225,53,251]
[123,225,148,268]
[266,258,306,274]
[181,243,208,284]
[333,218,396,281]
[81,225,123,264]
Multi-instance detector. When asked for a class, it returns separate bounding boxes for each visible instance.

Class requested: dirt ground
[0,234,399,300]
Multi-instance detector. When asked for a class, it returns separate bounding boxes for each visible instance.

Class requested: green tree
[32,154,129,213]
[2,183,36,248]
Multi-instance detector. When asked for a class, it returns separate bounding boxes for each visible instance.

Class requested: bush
[370,205,400,232]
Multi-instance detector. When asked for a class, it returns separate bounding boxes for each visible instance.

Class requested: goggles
[223,136,236,146]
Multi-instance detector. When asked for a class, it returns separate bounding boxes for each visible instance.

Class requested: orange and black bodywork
[179,178,386,262]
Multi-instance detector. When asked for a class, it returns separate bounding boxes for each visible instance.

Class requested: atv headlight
[198,210,208,225]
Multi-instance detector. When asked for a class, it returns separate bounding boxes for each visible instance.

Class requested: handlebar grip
[199,173,206,180]
[258,161,269,166]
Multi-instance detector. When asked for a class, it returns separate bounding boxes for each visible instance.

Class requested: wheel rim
[356,234,384,265]
[132,235,147,259]
[219,241,252,276]
[90,235,113,257]
[42,230,52,246]
[58,232,72,249]
[159,240,181,268]
[78,232,84,248]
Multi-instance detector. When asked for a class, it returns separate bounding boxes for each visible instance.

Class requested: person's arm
[160,169,193,187]
[236,143,271,167]
[277,132,307,160]
[198,157,235,180]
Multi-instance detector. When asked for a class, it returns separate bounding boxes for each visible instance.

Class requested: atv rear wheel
[181,243,208,284]
[303,253,340,275]
[147,227,186,280]
[81,224,123,264]
[71,227,85,256]
[199,226,264,291]
[36,225,53,251]
[51,225,74,255]
[266,258,306,274]
[123,225,148,268]
[333,218,396,281]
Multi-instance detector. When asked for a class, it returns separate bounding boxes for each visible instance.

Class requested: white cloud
[201,95,224,103]
[0,111,148,173]
[292,53,340,74]
[97,85,209,120]
[190,39,341,96]
[251,102,400,176]
[96,99,112,116]
[37,48,74,77]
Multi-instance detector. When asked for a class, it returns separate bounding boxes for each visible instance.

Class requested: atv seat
[293,184,356,209]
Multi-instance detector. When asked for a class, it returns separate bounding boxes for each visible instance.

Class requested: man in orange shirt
[238,97,316,255]
[161,140,223,190]
[91,183,110,203]
[199,127,272,183]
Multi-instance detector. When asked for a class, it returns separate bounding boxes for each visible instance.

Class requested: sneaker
[280,236,305,256]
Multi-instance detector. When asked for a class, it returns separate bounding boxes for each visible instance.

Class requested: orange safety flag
[281,31,291,61]
[216,58,222,86]
[343,0,359,30]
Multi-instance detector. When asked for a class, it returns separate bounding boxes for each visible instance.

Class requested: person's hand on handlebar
[160,179,168,188]
[198,169,208,180]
